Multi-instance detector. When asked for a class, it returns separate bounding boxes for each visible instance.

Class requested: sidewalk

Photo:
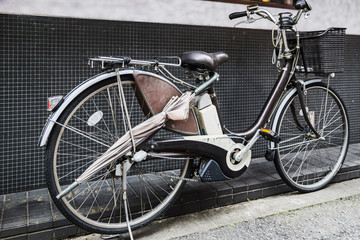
[74,178,360,240]
[173,181,360,240]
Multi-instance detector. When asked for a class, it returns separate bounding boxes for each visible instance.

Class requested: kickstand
[101,159,134,240]
[123,159,134,240]
[100,234,125,240]
[122,191,134,240]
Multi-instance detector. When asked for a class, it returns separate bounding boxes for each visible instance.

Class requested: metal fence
[1,14,359,195]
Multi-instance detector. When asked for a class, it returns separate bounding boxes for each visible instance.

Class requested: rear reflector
[47,96,63,111]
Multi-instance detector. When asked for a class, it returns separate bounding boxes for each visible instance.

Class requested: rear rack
[88,56,182,70]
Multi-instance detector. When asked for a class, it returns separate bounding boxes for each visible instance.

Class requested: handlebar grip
[229,11,247,20]
[294,0,311,10]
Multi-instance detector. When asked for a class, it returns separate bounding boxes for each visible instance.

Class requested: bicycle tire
[273,82,349,192]
[45,75,193,234]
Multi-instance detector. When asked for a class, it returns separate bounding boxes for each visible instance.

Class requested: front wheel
[273,82,349,192]
[45,75,193,234]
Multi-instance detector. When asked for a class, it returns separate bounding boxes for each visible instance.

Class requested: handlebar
[229,7,277,24]
[228,0,312,75]
[229,11,247,20]
[229,0,311,27]
[294,0,311,10]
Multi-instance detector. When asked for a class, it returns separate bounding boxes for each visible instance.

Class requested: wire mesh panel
[0,14,359,195]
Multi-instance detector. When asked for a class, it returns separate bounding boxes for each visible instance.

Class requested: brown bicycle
[39,0,349,237]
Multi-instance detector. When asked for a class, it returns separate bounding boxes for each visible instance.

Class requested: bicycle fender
[269,78,321,150]
[38,69,180,147]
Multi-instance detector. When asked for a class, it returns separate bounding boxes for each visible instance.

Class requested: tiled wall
[1,13,359,195]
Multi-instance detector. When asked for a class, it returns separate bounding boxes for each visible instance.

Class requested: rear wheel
[45,75,192,234]
[273,82,349,192]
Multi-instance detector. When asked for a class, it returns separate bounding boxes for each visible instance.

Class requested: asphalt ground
[174,191,360,239]
[69,178,360,240]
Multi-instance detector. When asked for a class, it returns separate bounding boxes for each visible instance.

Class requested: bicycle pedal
[259,129,281,143]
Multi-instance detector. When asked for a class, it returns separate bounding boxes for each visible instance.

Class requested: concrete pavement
[70,178,360,240]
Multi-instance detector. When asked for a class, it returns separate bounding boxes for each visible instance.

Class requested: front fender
[269,78,322,150]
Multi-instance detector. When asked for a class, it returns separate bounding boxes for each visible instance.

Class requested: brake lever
[233,16,262,28]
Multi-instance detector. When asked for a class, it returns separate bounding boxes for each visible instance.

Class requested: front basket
[295,28,346,75]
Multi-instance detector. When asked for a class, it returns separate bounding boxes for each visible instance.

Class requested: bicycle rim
[274,83,349,192]
[45,76,191,233]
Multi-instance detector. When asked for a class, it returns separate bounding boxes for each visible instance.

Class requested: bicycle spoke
[56,154,99,168]
[278,134,303,144]
[48,79,191,233]
[72,115,118,143]
[84,171,111,217]
[54,120,111,148]
[91,98,112,137]
[275,84,348,191]
[58,161,93,181]
[67,174,106,203]
[105,88,120,139]
[284,142,308,172]
[293,141,319,181]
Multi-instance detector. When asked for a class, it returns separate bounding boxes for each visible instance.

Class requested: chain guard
[132,166,199,182]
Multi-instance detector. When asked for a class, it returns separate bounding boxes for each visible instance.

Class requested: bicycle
[39,0,349,238]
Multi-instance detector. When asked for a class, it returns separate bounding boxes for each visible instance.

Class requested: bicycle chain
[132,166,200,182]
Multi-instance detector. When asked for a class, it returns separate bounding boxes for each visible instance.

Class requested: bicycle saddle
[180,51,228,71]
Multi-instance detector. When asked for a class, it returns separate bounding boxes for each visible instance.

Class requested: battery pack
[197,104,223,135]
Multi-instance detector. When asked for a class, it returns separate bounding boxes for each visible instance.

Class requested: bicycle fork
[294,77,334,141]
[294,80,321,138]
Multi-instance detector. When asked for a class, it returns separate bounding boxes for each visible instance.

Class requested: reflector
[47,95,63,111]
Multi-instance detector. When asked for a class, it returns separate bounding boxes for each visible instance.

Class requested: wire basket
[295,28,346,75]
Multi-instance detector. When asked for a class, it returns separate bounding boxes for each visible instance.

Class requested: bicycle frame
[150,60,294,177]
[133,60,294,141]
[39,56,297,181]
[222,61,292,140]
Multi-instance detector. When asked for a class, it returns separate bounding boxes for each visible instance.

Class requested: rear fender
[38,69,186,147]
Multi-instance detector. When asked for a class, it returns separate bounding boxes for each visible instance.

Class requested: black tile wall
[1,13,359,195]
